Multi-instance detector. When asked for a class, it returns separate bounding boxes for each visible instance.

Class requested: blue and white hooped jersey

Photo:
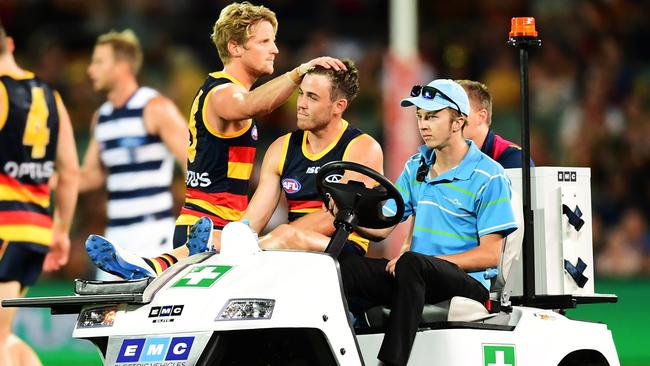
[95,87,174,228]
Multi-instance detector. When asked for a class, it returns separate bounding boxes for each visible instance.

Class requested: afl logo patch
[251,125,258,141]
[282,178,301,194]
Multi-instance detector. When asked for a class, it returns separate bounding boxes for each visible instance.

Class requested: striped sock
[142,254,178,275]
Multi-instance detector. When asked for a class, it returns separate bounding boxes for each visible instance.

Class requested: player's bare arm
[78,112,106,192]
[143,95,189,171]
[340,134,384,185]
[240,135,285,233]
[206,56,347,133]
[45,92,79,272]
[352,218,397,243]
[346,134,397,242]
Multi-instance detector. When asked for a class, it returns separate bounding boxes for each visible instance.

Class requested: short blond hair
[211,2,278,64]
[456,79,493,126]
[96,29,143,74]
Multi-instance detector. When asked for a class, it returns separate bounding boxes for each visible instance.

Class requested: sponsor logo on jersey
[186,170,211,188]
[4,161,55,180]
[116,336,194,363]
[281,178,302,193]
[306,166,320,174]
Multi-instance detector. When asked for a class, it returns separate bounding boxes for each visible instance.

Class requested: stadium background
[2,0,649,365]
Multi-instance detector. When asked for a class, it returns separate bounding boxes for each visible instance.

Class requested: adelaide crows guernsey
[278,119,369,253]
[177,72,257,229]
[0,72,60,247]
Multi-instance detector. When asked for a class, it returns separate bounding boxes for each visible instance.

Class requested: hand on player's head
[298,57,347,76]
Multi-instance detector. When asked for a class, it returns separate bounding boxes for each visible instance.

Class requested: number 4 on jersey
[23,87,50,159]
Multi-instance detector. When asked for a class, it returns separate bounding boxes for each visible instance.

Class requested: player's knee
[270,224,295,248]
[289,226,306,243]
[0,331,16,350]
[0,332,9,344]
[274,224,293,237]
[0,317,14,340]
[6,334,42,366]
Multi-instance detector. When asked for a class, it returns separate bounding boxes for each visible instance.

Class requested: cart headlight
[216,299,275,321]
[78,306,117,328]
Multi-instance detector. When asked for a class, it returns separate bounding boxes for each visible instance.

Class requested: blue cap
[400,79,470,116]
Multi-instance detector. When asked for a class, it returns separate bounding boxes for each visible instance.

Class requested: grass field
[567,278,650,366]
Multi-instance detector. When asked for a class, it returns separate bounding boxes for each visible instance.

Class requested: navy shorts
[340,240,366,259]
[0,240,48,287]
[172,224,223,249]
[172,225,190,249]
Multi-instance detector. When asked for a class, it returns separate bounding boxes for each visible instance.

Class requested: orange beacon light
[509,17,538,38]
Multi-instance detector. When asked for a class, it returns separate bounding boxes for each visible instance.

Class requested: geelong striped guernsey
[95,87,174,228]
[176,72,257,229]
[278,120,369,253]
[0,73,60,247]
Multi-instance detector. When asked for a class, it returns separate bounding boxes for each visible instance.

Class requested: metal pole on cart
[507,18,541,306]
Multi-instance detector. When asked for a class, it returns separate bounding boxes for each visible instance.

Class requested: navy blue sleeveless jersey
[0,72,60,246]
[278,120,369,252]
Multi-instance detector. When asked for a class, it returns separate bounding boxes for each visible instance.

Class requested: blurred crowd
[1,0,649,278]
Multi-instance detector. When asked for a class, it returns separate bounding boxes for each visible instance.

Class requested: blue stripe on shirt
[98,107,144,123]
[108,160,164,175]
[108,186,170,200]
[108,209,173,227]
[102,135,162,150]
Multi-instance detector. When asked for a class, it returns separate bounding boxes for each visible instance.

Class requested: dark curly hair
[307,59,359,102]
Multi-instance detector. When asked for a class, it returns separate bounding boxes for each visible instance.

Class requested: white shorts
[105,217,175,256]
[96,218,175,281]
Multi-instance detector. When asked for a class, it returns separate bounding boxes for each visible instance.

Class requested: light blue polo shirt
[384,140,517,290]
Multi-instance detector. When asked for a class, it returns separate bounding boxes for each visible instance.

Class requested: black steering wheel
[316,161,404,230]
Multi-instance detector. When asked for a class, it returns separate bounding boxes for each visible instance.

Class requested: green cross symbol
[483,344,516,366]
[172,265,233,288]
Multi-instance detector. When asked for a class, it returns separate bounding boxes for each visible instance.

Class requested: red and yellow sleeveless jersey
[176,72,257,229]
[0,72,60,246]
[278,119,370,253]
